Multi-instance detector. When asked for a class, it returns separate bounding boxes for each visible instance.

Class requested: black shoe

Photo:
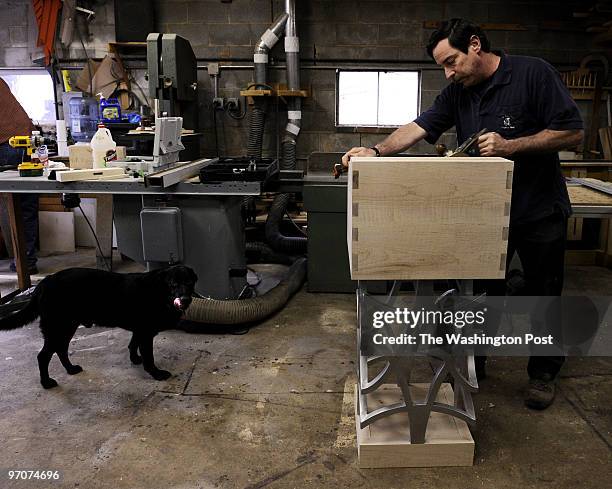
[525,377,556,410]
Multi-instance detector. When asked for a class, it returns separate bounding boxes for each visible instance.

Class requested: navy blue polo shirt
[414,52,583,224]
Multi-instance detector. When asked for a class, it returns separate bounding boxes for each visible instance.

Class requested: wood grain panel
[348,157,513,280]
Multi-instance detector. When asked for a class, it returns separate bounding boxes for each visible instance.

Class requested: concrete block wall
[0,0,598,161]
[0,0,42,65]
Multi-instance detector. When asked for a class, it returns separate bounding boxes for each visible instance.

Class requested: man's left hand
[478,132,516,157]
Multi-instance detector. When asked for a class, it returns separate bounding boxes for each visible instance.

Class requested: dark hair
[426,18,491,59]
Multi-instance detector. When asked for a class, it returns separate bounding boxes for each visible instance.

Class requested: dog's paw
[67,365,83,375]
[41,378,58,389]
[151,369,172,381]
[130,354,143,365]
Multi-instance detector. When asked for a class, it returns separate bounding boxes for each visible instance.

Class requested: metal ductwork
[248,13,288,159]
[282,0,301,171]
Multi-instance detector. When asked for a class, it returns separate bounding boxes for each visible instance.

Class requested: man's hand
[478,132,517,157]
[341,147,377,168]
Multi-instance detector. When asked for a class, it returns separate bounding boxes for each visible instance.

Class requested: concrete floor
[0,249,611,489]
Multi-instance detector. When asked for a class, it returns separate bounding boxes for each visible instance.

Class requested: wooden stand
[355,383,474,468]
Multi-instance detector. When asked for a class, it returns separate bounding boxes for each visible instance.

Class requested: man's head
[426,18,492,87]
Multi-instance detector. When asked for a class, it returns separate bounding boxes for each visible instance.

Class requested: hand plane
[447,128,488,157]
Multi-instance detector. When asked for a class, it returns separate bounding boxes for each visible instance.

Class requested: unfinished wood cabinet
[347,157,514,280]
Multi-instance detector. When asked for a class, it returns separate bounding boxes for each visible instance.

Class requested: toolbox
[199,157,279,185]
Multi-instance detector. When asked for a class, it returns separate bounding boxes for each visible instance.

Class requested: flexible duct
[265,192,306,254]
[248,13,288,158]
[246,103,266,158]
[246,241,296,265]
[185,258,306,324]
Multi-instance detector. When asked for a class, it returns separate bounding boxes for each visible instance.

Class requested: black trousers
[0,142,39,267]
[477,211,567,380]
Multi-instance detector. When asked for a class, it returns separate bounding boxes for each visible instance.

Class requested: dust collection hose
[247,100,266,158]
[184,257,306,324]
[265,193,307,254]
[246,241,296,265]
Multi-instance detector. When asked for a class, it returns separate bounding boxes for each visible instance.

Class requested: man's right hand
[341,147,377,168]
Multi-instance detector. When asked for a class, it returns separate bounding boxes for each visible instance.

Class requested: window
[336,70,420,128]
[0,69,56,125]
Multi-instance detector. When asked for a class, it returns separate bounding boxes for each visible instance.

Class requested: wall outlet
[212,97,225,110]
[226,98,239,111]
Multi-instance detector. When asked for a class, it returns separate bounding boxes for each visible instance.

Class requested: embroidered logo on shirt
[501,114,515,130]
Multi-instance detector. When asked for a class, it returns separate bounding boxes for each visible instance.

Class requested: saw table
[0,168,261,295]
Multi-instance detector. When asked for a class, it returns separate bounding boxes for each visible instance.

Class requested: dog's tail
[0,286,41,331]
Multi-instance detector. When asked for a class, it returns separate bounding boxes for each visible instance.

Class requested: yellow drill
[8,132,47,176]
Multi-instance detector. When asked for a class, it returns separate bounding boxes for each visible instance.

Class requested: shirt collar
[490,50,512,86]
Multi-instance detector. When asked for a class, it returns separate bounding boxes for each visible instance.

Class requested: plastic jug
[90,124,117,168]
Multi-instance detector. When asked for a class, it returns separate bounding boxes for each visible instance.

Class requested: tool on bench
[333,163,347,179]
[447,128,488,157]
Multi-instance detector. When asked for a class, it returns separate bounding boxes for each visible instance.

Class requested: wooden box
[347,157,513,280]
[355,383,474,468]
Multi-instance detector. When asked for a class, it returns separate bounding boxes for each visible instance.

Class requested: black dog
[0,266,197,389]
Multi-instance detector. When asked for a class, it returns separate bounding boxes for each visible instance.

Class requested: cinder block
[444,3,489,23]
[3,47,29,66]
[8,26,27,47]
[315,45,362,61]
[228,46,253,59]
[381,22,422,47]
[319,133,360,153]
[166,23,210,45]
[155,1,189,24]
[187,1,229,23]
[0,28,10,47]
[313,89,335,113]
[336,23,378,45]
[209,23,251,46]
[6,2,28,25]
[248,23,271,44]
[217,69,250,90]
[360,46,399,61]
[192,45,225,58]
[229,1,271,23]
[421,71,448,92]
[295,132,320,158]
[301,110,335,133]
[307,69,336,90]
[300,22,337,47]
[357,1,404,24]
[398,46,428,62]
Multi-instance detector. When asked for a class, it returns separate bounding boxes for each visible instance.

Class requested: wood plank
[356,383,474,468]
[4,194,30,289]
[94,194,113,270]
[347,157,513,280]
[568,186,612,205]
[56,167,125,182]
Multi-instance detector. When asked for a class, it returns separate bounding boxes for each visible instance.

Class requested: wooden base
[355,383,474,468]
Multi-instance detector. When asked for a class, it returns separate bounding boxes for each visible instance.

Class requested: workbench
[0,169,261,294]
[304,161,612,293]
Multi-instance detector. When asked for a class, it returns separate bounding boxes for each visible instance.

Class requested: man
[342,18,584,410]
[0,77,39,274]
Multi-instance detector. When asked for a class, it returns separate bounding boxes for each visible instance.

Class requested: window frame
[0,68,58,126]
[335,68,421,132]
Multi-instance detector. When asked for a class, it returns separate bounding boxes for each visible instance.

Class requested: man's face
[432,37,482,87]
